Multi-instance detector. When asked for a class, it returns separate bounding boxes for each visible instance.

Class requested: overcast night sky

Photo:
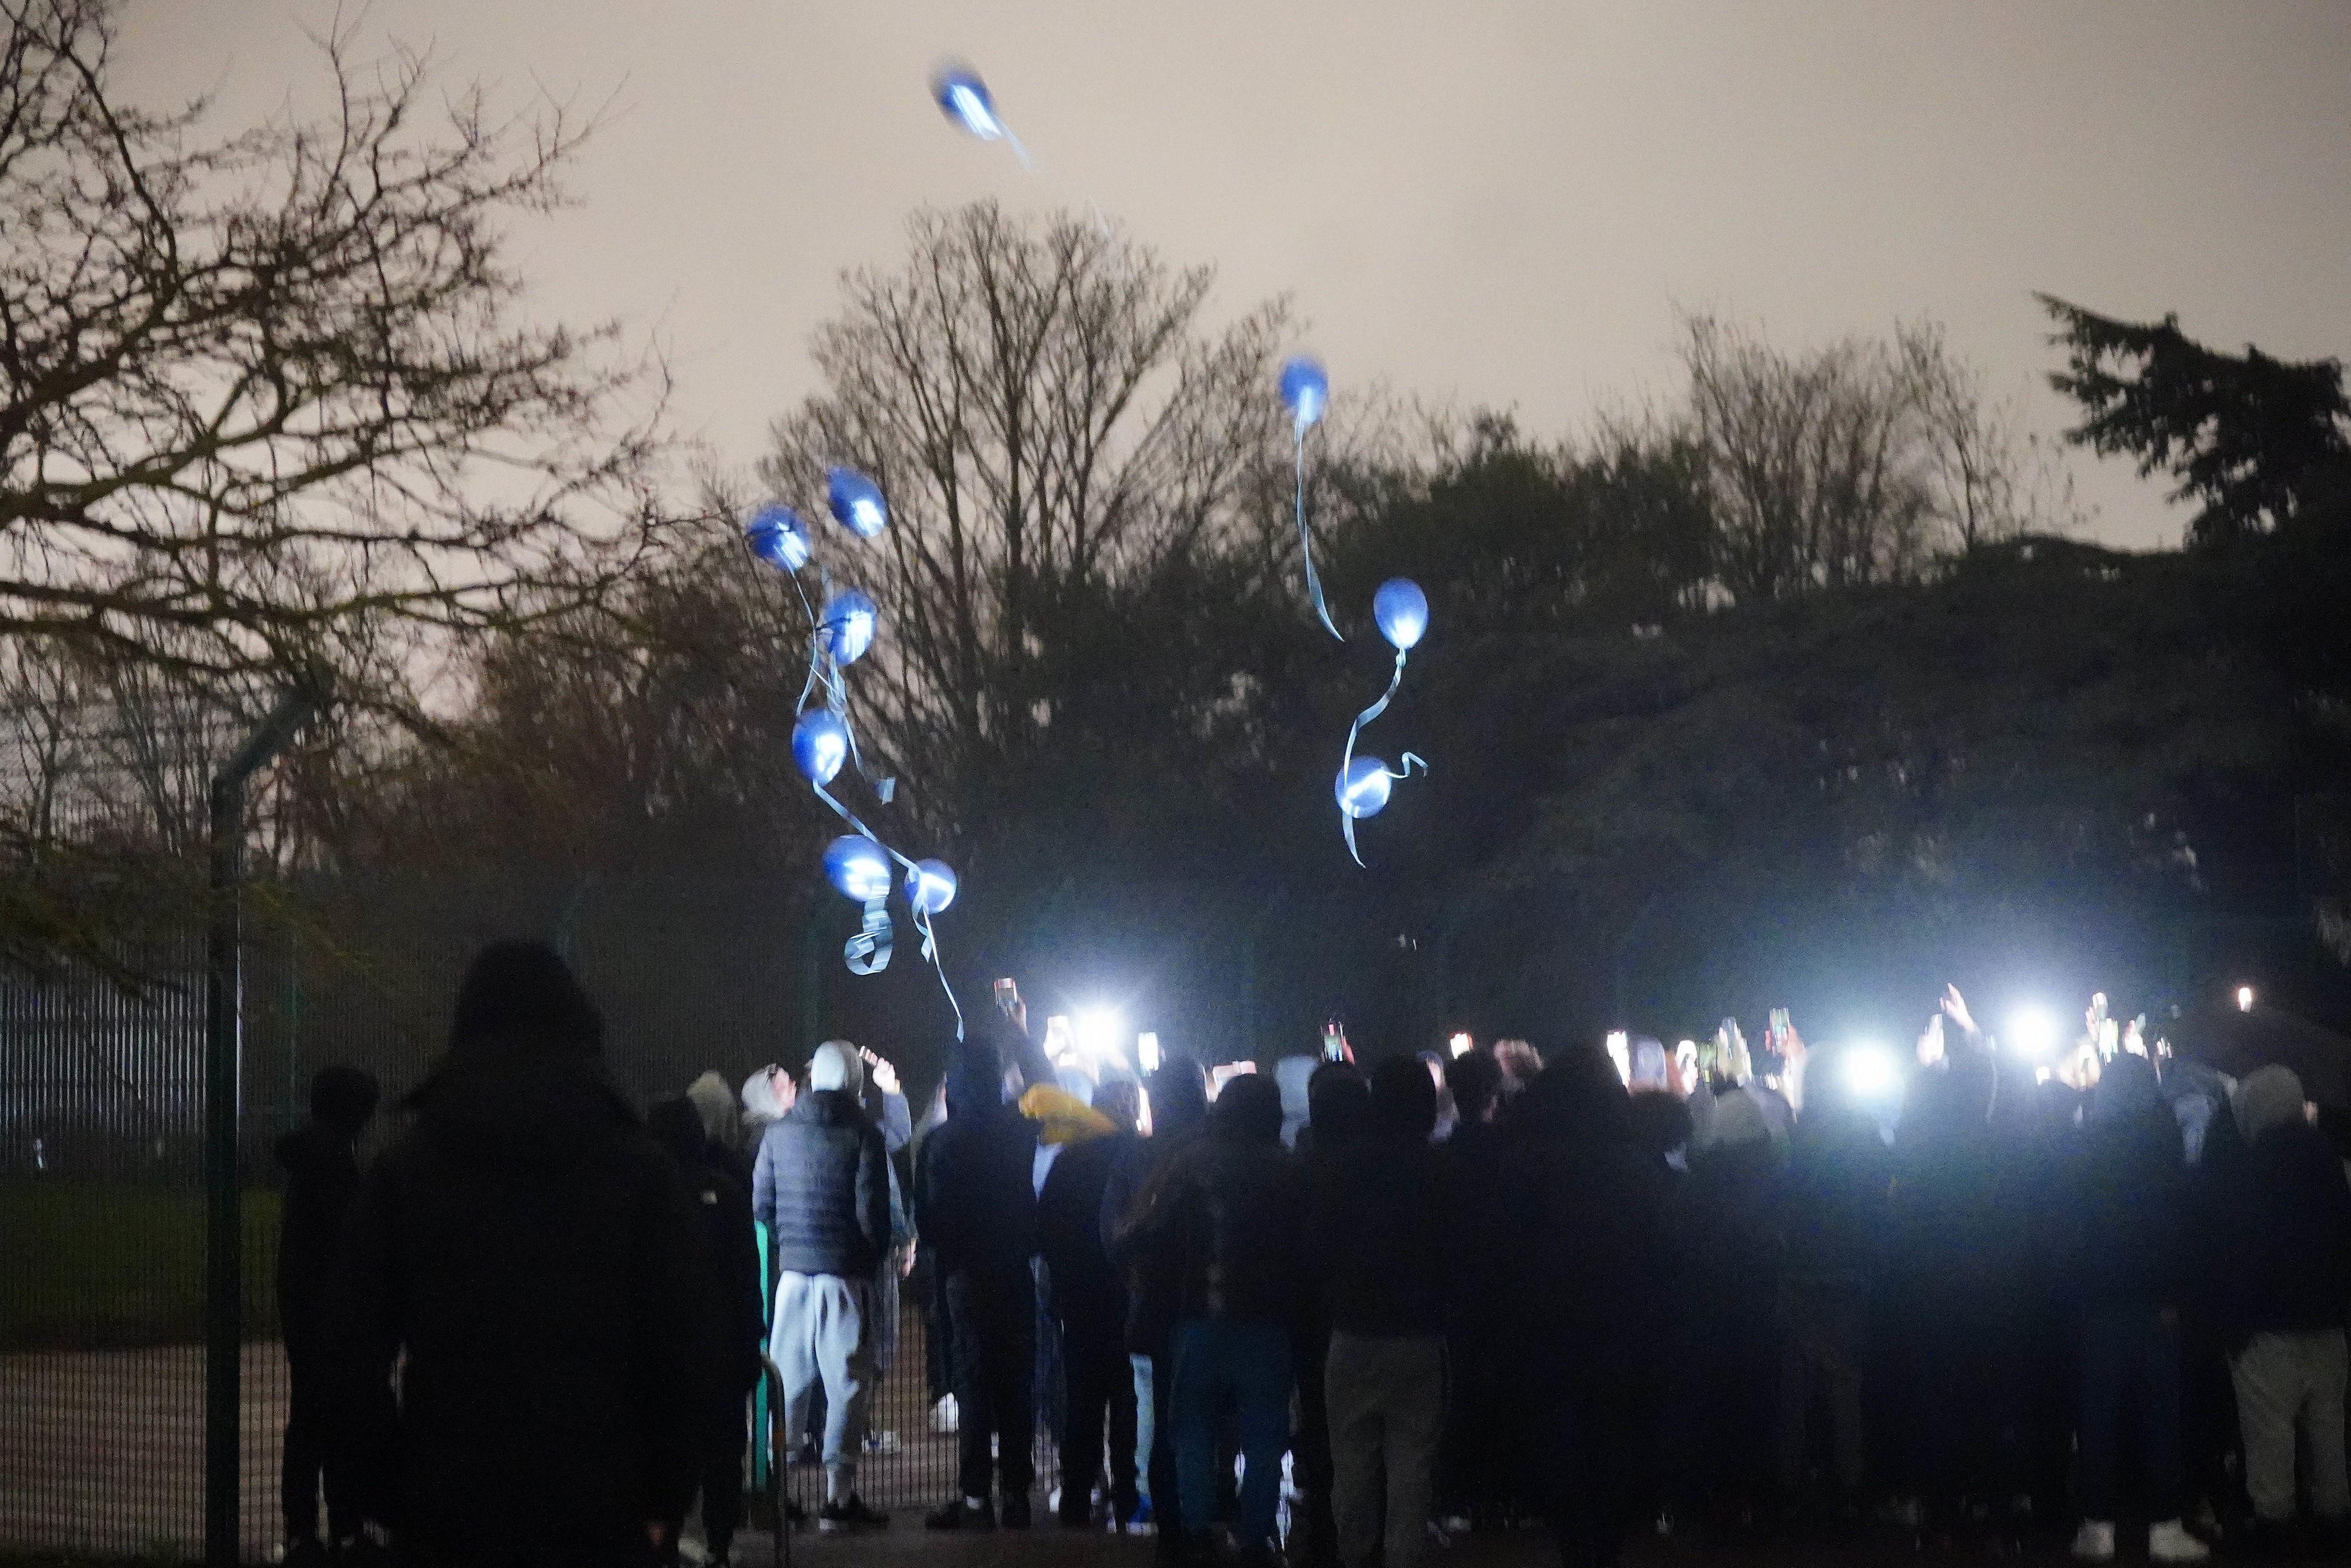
[120,1,2351,551]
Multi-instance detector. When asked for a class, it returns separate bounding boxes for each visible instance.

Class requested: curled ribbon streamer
[845,895,894,974]
[1339,753,1427,868]
[1337,643,1426,867]
[1295,432,1342,641]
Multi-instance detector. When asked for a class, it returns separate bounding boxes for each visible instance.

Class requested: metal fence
[0,875,1067,1561]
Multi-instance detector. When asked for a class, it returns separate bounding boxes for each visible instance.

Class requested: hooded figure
[276,1066,380,1559]
[686,1070,753,1195]
[648,1098,764,1565]
[1317,1060,1449,1568]
[2217,1065,2351,1534]
[2061,1052,2205,1561]
[1038,1080,1145,1528]
[918,1025,1043,1528]
[333,940,708,1567]
[752,1040,891,1530]
[1133,1072,1307,1555]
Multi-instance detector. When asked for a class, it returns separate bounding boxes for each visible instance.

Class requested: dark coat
[1781,1113,1892,1283]
[2218,1119,2351,1340]
[274,1123,363,1344]
[332,1050,708,1566]
[1131,1130,1308,1329]
[752,1089,890,1279]
[681,1156,764,1398]
[2064,1091,2190,1307]
[1039,1131,1128,1325]
[916,1044,1037,1280]
[1312,1130,1450,1337]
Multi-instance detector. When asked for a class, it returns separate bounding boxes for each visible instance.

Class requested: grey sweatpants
[2231,1328,2350,1522]
[773,1272,875,1489]
[1326,1331,1445,1568]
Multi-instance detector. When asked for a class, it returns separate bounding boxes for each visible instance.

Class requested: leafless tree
[762,203,1293,831]
[1899,320,2077,553]
[0,0,668,688]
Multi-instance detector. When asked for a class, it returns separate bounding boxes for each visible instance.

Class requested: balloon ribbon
[1337,644,1427,868]
[1296,430,1341,641]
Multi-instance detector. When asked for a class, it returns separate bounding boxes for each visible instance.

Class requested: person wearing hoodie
[1039,1078,1143,1529]
[2217,1065,2351,1542]
[1317,1059,1450,1568]
[275,1066,380,1565]
[1291,1064,1370,1568]
[752,1040,892,1532]
[332,941,707,1567]
[686,1071,754,1197]
[2060,1053,2207,1563]
[918,1021,1043,1530]
[1106,1054,1212,1548]
[1775,1044,1892,1512]
[1129,1072,1307,1561]
[648,1099,766,1567]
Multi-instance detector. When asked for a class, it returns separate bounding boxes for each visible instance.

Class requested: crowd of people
[266,940,2351,1568]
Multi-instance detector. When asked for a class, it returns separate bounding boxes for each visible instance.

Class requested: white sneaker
[2072,1520,2117,1562]
[930,1394,959,1434]
[2149,1520,2210,1563]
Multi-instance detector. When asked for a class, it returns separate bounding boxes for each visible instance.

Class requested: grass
[0,1181,282,1350]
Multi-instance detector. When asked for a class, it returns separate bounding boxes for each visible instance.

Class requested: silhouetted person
[1132,1072,1306,1561]
[648,1099,764,1567]
[1440,1050,1511,1529]
[276,1066,380,1565]
[919,1023,1041,1529]
[1106,1054,1212,1549]
[1501,1048,1666,1568]
[1318,1059,1449,1568]
[1292,1064,1370,1568]
[1777,1046,1890,1509]
[753,1040,891,1530]
[1040,1078,1143,1528]
[335,940,707,1567]
[2216,1065,2351,1545]
[2060,1053,2207,1563]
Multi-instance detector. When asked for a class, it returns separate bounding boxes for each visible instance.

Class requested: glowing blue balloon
[1335,756,1394,819]
[791,709,850,787]
[819,590,877,665]
[1280,357,1329,432]
[906,858,959,916]
[823,835,893,903]
[932,66,1006,141]
[744,502,810,573]
[827,467,888,539]
[1373,578,1428,651]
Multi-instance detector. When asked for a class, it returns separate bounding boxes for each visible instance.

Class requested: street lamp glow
[2237,985,2256,1013]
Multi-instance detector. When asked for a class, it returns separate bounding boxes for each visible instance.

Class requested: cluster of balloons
[746,465,965,1036]
[1335,576,1430,866]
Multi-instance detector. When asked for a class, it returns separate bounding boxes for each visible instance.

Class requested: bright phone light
[2006,1007,2059,1058]
[1074,1007,1128,1069]
[1605,1030,1631,1085]
[1138,1031,1161,1073]
[2237,986,2256,1013]
[1448,1031,1473,1059]
[1843,1045,1899,1100]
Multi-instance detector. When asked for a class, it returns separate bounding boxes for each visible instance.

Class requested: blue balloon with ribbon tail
[822,835,892,903]
[1374,578,1428,651]
[1280,357,1341,640]
[906,858,958,915]
[744,502,811,573]
[819,590,877,666]
[1335,756,1394,819]
[827,467,889,539]
[931,64,1032,168]
[1280,357,1330,434]
[791,708,850,787]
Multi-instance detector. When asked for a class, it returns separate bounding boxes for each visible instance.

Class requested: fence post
[206,687,322,1568]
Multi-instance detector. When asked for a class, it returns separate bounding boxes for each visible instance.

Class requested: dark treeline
[11,203,2351,1093]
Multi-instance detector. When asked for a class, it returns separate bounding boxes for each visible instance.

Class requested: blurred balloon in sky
[744,502,810,573]
[906,858,959,915]
[819,590,877,666]
[1373,578,1427,651]
[827,467,888,539]
[1280,357,1329,434]
[823,834,892,903]
[792,708,849,787]
[931,63,1031,167]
